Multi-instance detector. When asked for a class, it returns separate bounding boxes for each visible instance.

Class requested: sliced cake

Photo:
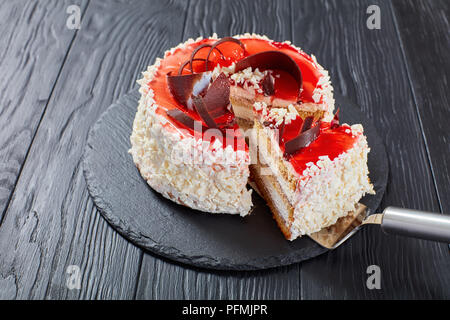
[249,103,375,240]
[130,33,373,240]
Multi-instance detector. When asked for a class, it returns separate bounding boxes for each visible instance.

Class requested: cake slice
[249,103,374,240]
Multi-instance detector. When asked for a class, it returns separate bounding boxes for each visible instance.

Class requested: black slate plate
[82,89,388,271]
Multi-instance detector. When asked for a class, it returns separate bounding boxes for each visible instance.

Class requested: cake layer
[229,85,325,124]
[250,163,294,239]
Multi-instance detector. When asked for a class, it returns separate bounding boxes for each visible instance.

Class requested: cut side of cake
[249,104,375,240]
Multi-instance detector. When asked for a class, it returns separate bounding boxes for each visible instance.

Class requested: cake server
[310,204,450,249]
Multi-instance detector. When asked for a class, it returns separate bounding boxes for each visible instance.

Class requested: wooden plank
[0,0,88,222]
[137,258,299,299]
[136,0,301,300]
[292,0,450,299]
[0,0,188,299]
[392,0,450,213]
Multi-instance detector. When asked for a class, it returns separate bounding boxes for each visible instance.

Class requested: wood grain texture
[137,258,299,300]
[0,0,448,300]
[392,0,450,213]
[0,0,189,299]
[291,0,449,299]
[0,0,88,222]
[135,0,302,300]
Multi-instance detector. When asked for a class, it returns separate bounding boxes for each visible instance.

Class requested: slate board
[82,88,388,271]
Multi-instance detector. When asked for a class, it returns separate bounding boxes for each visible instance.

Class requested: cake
[130,33,374,240]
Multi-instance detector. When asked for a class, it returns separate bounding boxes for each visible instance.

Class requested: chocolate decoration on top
[202,73,230,118]
[192,96,218,128]
[204,37,246,72]
[261,73,275,96]
[234,51,303,99]
[166,108,207,132]
[188,43,224,73]
[178,37,245,75]
[178,58,209,75]
[192,73,232,128]
[301,116,314,132]
[167,71,207,107]
[167,72,232,130]
[330,108,340,129]
[284,121,320,157]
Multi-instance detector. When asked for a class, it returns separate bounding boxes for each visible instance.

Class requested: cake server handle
[380,207,450,243]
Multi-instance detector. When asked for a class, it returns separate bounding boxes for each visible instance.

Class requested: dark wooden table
[0,0,448,300]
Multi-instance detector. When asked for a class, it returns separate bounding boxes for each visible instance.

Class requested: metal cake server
[310,204,450,249]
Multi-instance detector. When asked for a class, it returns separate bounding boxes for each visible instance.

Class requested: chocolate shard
[261,73,275,96]
[205,37,246,71]
[167,71,211,109]
[301,116,314,132]
[202,73,231,119]
[192,95,218,129]
[234,51,303,98]
[330,108,340,129]
[284,122,320,156]
[166,108,207,132]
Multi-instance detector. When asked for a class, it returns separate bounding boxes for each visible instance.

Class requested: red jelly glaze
[150,37,322,115]
[272,70,299,101]
[149,37,323,151]
[282,121,358,175]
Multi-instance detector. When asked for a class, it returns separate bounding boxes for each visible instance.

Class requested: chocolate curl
[330,108,340,129]
[189,43,224,73]
[204,37,246,71]
[261,73,275,96]
[178,58,209,75]
[192,96,218,129]
[166,108,207,132]
[234,51,302,98]
[284,122,320,157]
